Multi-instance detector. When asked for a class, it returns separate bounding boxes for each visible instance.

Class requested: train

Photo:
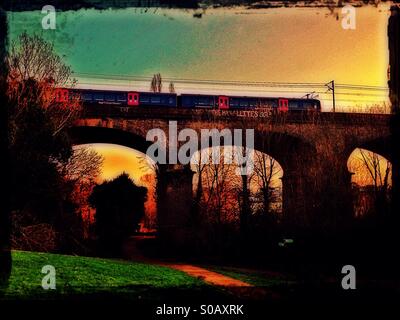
[54,88,321,112]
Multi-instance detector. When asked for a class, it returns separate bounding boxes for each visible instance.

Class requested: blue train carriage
[137,92,177,107]
[181,94,264,110]
[228,96,278,109]
[209,95,293,111]
[180,94,217,108]
[68,89,128,105]
[68,89,177,108]
[228,96,320,112]
[286,98,321,112]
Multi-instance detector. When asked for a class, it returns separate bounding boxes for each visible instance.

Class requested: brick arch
[68,126,155,161]
[188,129,316,227]
[187,129,316,174]
[253,130,316,172]
[356,135,392,163]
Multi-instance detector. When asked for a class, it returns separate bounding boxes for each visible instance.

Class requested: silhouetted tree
[348,148,392,217]
[89,173,147,256]
[253,151,282,216]
[7,32,81,135]
[169,82,175,93]
[150,73,162,93]
[5,33,97,254]
[63,147,104,239]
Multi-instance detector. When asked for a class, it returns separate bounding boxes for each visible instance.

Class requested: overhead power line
[73,73,390,105]
[335,84,389,91]
[325,80,335,112]
[75,72,387,91]
[76,82,389,100]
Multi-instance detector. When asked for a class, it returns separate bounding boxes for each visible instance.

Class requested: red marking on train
[218,96,229,110]
[278,98,289,112]
[128,92,139,106]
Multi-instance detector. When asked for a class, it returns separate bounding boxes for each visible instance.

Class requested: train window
[117,94,126,102]
[289,101,298,109]
[83,93,92,101]
[182,96,193,107]
[303,102,313,110]
[151,96,161,104]
[230,98,239,107]
[105,93,115,101]
[140,96,149,103]
[240,99,248,107]
[199,97,212,106]
[94,93,104,101]
[270,100,278,108]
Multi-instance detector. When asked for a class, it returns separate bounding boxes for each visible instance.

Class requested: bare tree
[252,151,283,215]
[191,150,206,223]
[358,149,391,193]
[200,148,239,225]
[5,32,88,253]
[229,147,256,235]
[169,82,175,93]
[8,33,72,86]
[150,73,162,93]
[348,148,392,216]
[65,147,104,238]
[7,32,81,137]
[136,154,159,229]
[60,147,104,184]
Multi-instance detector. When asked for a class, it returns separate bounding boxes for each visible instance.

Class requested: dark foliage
[389,5,400,222]
[8,78,72,219]
[89,173,147,256]
[4,29,93,255]
[0,7,11,294]
[7,77,85,254]
[2,0,199,11]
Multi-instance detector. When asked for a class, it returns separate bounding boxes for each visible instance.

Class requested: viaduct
[71,107,393,242]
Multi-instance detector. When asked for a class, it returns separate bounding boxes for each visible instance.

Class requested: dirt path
[122,236,279,299]
[123,238,249,286]
[161,263,277,300]
[161,263,252,287]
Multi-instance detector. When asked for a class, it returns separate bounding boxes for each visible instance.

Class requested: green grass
[2,251,220,300]
[205,265,297,288]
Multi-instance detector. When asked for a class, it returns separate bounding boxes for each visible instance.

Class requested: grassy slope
[205,265,297,288]
[3,251,224,300]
